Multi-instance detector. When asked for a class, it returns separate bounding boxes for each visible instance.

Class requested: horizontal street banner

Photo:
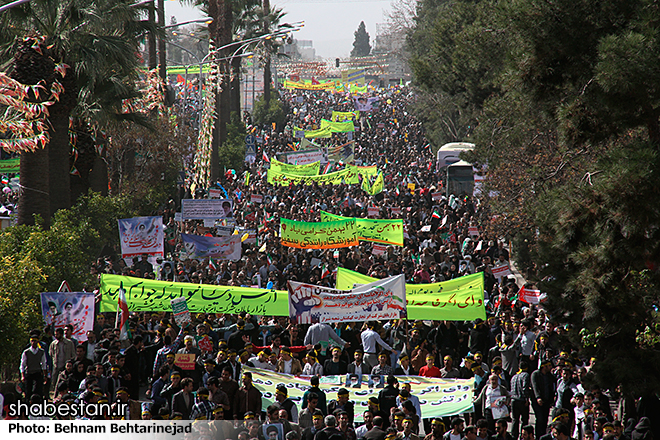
[288,275,406,324]
[320,211,404,246]
[267,167,360,186]
[270,159,320,176]
[320,119,355,133]
[99,275,289,315]
[245,366,475,420]
[280,218,358,249]
[336,268,486,321]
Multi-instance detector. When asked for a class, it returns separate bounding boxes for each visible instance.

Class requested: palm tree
[0,0,154,226]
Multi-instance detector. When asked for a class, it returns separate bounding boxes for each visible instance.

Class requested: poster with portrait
[40,292,95,341]
[117,216,164,258]
[262,424,284,440]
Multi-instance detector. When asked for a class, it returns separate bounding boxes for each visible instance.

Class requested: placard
[171,296,191,326]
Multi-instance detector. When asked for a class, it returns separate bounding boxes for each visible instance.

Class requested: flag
[245,171,250,187]
[311,77,320,85]
[432,210,441,219]
[209,257,217,270]
[263,151,270,162]
[321,264,330,279]
[116,284,131,341]
[176,74,185,83]
[322,163,331,174]
[518,286,546,304]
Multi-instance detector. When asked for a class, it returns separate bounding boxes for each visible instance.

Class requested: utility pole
[263,0,271,106]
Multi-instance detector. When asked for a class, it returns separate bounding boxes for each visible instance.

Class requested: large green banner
[0,158,20,173]
[320,211,404,246]
[332,111,359,122]
[362,172,384,195]
[305,126,333,138]
[245,366,474,420]
[267,167,360,186]
[336,268,486,321]
[270,158,320,176]
[320,119,355,133]
[99,275,289,315]
[280,218,359,249]
[348,164,378,177]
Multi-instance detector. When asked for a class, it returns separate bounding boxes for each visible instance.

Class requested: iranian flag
[209,257,217,271]
[262,151,270,162]
[432,210,441,219]
[518,286,546,304]
[321,264,330,279]
[116,285,131,341]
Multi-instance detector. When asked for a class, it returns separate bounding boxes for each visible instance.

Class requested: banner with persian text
[99,275,289,315]
[180,234,241,260]
[320,211,404,246]
[280,218,358,249]
[336,268,486,321]
[267,167,360,186]
[288,274,406,324]
[269,159,320,176]
[117,216,164,258]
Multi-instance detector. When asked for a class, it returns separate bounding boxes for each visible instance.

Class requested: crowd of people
[7,83,659,440]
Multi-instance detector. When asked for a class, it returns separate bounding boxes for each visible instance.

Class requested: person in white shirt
[361,322,392,370]
[302,352,324,376]
[248,350,276,371]
[20,333,49,400]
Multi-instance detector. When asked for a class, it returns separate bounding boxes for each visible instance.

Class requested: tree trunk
[89,156,109,196]
[18,147,50,228]
[263,0,271,106]
[48,109,72,216]
[157,0,167,82]
[148,1,157,70]
[230,55,242,116]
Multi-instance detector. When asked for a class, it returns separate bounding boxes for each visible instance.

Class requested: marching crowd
[9,84,660,440]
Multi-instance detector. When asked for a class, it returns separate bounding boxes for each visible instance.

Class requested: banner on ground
[354,96,380,112]
[268,167,360,186]
[245,366,475,420]
[99,274,289,315]
[280,218,358,249]
[320,211,404,246]
[118,216,164,258]
[331,111,359,122]
[0,158,20,173]
[40,292,94,341]
[288,274,406,324]
[328,141,354,163]
[276,148,328,165]
[336,269,486,321]
[181,234,241,260]
[270,158,320,176]
[320,119,355,133]
[181,198,233,220]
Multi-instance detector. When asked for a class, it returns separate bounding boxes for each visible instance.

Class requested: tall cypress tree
[350,21,371,57]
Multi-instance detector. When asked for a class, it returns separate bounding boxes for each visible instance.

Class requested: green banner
[349,164,378,177]
[245,366,474,420]
[320,211,404,246]
[331,111,359,122]
[99,275,289,315]
[270,158,320,176]
[267,167,360,186]
[362,172,384,195]
[280,218,358,249]
[336,268,486,321]
[350,84,368,94]
[305,126,333,138]
[0,158,20,173]
[320,119,355,133]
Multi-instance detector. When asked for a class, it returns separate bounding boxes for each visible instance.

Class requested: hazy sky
[164,0,393,59]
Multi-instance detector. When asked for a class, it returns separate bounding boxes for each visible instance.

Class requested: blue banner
[181,234,242,260]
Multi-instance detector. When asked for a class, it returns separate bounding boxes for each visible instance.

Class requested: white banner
[278,148,328,165]
[117,216,164,258]
[288,274,406,324]
[181,199,233,220]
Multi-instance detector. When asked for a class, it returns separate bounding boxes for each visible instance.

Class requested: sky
[164,0,393,59]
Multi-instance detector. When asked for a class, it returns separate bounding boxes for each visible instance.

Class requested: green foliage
[0,255,45,379]
[220,112,248,172]
[252,90,287,129]
[350,21,371,58]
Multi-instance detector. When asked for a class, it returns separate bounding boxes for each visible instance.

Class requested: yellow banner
[320,119,355,133]
[280,218,359,249]
[336,269,486,321]
[270,158,320,176]
[267,167,360,186]
[320,211,404,246]
[283,80,336,91]
[332,111,359,122]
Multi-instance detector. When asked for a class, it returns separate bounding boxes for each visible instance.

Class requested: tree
[351,21,371,58]
[252,89,287,129]
[1,0,153,225]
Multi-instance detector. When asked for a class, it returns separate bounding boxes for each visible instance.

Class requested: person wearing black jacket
[324,347,348,376]
[531,360,556,438]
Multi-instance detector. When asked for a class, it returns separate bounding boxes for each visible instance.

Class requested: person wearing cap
[394,353,416,376]
[531,359,556,437]
[361,322,392,370]
[324,347,348,376]
[190,386,217,420]
[278,347,304,375]
[372,352,395,376]
[234,371,263,420]
[419,354,442,378]
[20,332,49,400]
[327,388,355,425]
